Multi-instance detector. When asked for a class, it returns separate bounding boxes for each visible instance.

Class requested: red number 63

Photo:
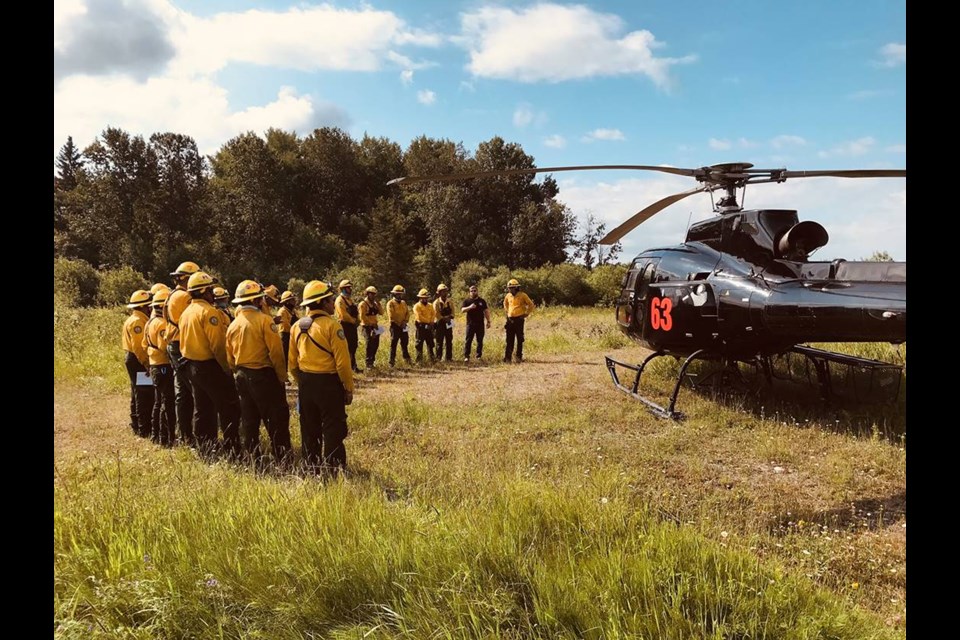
[650,296,673,331]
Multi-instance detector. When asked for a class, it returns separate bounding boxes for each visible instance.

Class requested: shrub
[450,260,493,298]
[332,265,376,293]
[97,266,149,306]
[53,257,100,307]
[586,263,629,307]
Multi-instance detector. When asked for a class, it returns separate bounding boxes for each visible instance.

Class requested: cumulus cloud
[879,42,906,67]
[417,89,436,105]
[771,135,807,149]
[544,134,567,148]
[400,69,414,85]
[738,138,759,148]
[708,138,731,151]
[512,103,547,128]
[582,128,625,142]
[54,0,176,82]
[459,3,695,87]
[818,136,876,158]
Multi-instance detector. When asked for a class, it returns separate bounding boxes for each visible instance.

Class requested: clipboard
[135,371,152,386]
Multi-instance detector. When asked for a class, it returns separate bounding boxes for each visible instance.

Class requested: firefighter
[213,286,234,322]
[179,271,241,458]
[143,289,175,446]
[433,283,455,362]
[122,290,154,438]
[413,288,436,363]
[288,280,354,475]
[225,280,291,465]
[277,290,299,371]
[386,285,412,366]
[164,261,200,445]
[357,286,382,368]
[335,279,362,373]
[503,278,536,363]
[150,282,170,296]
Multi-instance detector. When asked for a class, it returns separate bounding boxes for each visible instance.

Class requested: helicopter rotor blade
[779,169,906,179]
[387,164,697,186]
[599,185,710,245]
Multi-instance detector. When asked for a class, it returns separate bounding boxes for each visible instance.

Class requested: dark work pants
[188,359,241,457]
[150,364,176,446]
[389,324,411,365]
[464,323,485,359]
[281,333,291,371]
[363,326,380,367]
[342,321,360,370]
[125,352,154,437]
[167,342,194,444]
[235,367,291,463]
[298,372,348,472]
[434,321,453,361]
[505,317,526,361]
[415,323,435,362]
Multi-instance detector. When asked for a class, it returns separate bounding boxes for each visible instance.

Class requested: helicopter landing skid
[604,349,710,420]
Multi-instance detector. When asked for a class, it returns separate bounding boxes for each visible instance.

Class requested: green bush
[96,266,149,306]
[54,257,100,307]
[286,278,307,300]
[537,263,595,306]
[450,260,493,298]
[332,265,376,292]
[587,263,629,307]
[478,266,512,308]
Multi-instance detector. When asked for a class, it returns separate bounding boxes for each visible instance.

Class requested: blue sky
[54,0,906,261]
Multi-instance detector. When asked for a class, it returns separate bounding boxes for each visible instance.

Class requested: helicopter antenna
[685,211,694,237]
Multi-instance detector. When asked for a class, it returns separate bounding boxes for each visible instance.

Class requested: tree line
[54,127,621,298]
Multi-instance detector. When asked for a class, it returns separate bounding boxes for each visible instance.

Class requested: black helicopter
[389,162,906,418]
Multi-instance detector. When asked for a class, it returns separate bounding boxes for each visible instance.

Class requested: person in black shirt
[461,285,491,361]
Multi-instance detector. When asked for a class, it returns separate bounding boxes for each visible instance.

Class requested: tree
[571,213,621,269]
[865,250,894,262]
[356,197,416,288]
[55,136,84,191]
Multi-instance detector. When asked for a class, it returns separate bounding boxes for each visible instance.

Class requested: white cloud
[582,128,626,142]
[400,69,414,85]
[513,104,534,127]
[885,144,906,153]
[738,137,759,148]
[818,136,876,158]
[708,138,731,151]
[459,80,476,92]
[558,173,906,261]
[459,3,695,87]
[544,134,567,149]
[53,0,440,159]
[771,135,807,149]
[417,89,436,105]
[879,42,906,67]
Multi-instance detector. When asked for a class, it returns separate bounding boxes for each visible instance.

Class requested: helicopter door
[615,266,640,328]
[634,260,660,335]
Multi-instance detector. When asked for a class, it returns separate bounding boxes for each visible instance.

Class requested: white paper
[402,325,409,333]
[446,320,454,329]
[135,371,152,386]
[376,325,386,336]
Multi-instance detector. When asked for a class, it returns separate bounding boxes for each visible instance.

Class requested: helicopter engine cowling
[777,221,829,261]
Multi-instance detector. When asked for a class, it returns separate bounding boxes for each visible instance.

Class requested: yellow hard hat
[391,285,405,294]
[127,289,152,308]
[507,278,520,287]
[365,286,378,294]
[301,280,335,306]
[232,280,264,304]
[339,279,352,289]
[186,271,215,293]
[170,261,200,277]
[436,283,448,293]
[280,290,296,304]
[417,288,429,297]
[151,289,170,306]
[213,286,229,300]
[150,282,170,295]
[263,285,280,303]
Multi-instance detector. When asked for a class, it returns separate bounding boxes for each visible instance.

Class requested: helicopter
[388,162,906,418]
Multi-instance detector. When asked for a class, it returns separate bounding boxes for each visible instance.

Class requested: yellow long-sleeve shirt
[122,310,149,367]
[433,297,455,321]
[358,298,381,327]
[179,299,229,371]
[143,313,171,366]
[226,307,286,383]
[387,299,409,326]
[504,291,536,318]
[288,310,354,393]
[413,301,436,324]
[335,294,359,325]
[276,306,298,335]
[163,286,191,343]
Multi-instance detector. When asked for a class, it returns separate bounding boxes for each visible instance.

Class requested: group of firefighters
[121,261,536,474]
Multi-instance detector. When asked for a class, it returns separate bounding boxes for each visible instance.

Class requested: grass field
[54,305,906,638]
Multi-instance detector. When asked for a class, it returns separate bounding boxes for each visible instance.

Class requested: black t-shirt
[462,297,488,325]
